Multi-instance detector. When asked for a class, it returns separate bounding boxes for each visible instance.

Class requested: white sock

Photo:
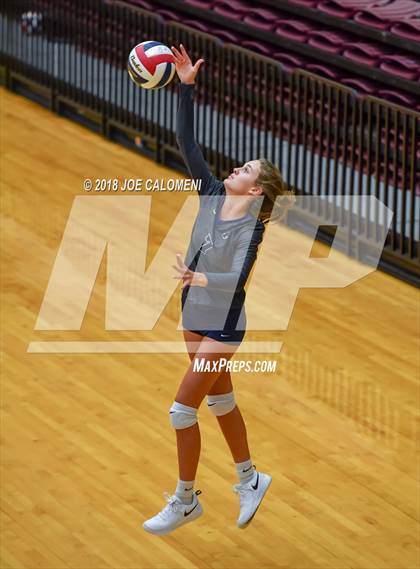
[175,479,195,504]
[235,458,256,484]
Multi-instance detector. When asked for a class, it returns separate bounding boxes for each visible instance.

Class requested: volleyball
[21,11,43,35]
[127,41,176,90]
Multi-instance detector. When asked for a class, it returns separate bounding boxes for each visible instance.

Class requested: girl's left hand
[172,253,208,288]
[170,44,204,85]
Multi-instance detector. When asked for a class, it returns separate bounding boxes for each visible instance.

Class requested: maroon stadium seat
[341,77,379,94]
[275,19,316,42]
[377,88,418,106]
[128,0,153,9]
[379,54,420,80]
[390,18,420,42]
[212,29,243,43]
[184,0,215,9]
[318,0,377,19]
[287,0,319,7]
[182,19,211,32]
[354,0,420,30]
[155,9,181,21]
[243,8,281,31]
[342,41,391,66]
[306,63,344,80]
[214,0,252,19]
[273,52,306,72]
[241,40,275,57]
[307,30,355,54]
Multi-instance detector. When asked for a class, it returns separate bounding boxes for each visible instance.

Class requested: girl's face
[224,160,263,196]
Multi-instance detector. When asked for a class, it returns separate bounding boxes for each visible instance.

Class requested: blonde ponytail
[250,158,296,224]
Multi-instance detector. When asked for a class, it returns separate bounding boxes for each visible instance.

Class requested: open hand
[170,44,204,85]
[172,253,208,288]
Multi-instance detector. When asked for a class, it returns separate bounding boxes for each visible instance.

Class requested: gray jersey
[177,83,265,330]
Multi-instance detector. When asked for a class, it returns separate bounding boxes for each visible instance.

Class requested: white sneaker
[233,468,272,528]
[143,489,203,535]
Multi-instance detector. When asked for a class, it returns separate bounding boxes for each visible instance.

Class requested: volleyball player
[143,44,295,535]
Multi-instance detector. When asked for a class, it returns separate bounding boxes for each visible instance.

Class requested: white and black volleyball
[127,40,176,90]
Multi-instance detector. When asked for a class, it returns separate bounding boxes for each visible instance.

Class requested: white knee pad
[169,401,198,429]
[207,391,236,416]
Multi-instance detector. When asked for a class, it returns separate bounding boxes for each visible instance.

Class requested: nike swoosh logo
[184,502,198,516]
[251,473,259,490]
[242,465,253,472]
[184,487,193,491]
[208,403,216,406]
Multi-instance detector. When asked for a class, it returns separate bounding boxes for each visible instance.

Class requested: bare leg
[179,331,250,478]
[208,370,251,463]
[175,331,239,480]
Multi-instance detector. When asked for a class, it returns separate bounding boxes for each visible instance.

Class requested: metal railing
[1,0,418,284]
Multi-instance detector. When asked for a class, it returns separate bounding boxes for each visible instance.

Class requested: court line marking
[27,341,283,354]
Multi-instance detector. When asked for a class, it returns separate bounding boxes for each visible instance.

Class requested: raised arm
[171,44,217,193]
[176,83,217,191]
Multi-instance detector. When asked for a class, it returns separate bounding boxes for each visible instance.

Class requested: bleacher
[0,0,418,284]
[146,0,420,110]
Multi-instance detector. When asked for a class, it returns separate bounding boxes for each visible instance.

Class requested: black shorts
[187,326,245,345]
[181,287,246,345]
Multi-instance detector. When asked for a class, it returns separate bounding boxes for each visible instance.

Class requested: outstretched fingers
[172,253,190,281]
[175,253,187,270]
[179,43,191,63]
[193,58,204,72]
[170,45,184,63]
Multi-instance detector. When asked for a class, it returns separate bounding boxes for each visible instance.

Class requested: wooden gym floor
[1,87,419,569]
